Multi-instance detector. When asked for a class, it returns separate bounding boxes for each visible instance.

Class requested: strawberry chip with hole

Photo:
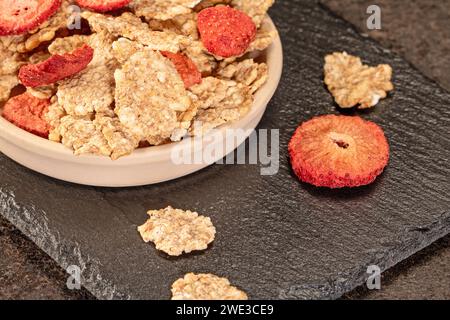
[0,0,62,36]
[19,44,94,88]
[1,92,51,138]
[289,115,390,189]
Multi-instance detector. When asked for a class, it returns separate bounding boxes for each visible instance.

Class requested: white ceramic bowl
[0,18,283,187]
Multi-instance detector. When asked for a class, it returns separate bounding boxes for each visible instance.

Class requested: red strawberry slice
[197,6,257,58]
[161,51,202,88]
[2,92,51,138]
[75,0,131,12]
[289,115,390,188]
[0,0,62,36]
[19,44,94,88]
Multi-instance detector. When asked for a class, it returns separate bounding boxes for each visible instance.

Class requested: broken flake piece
[217,59,268,94]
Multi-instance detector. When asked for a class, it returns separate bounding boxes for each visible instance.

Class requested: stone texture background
[1,0,449,300]
[320,0,450,299]
[322,0,450,91]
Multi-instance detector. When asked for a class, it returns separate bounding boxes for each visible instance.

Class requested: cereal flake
[130,0,202,21]
[55,114,139,159]
[231,0,275,27]
[188,77,252,135]
[324,52,394,109]
[217,59,268,94]
[57,64,115,117]
[114,49,192,145]
[138,207,216,256]
[82,12,187,53]
[45,98,66,142]
[247,17,277,53]
[171,273,248,300]
[0,75,19,102]
[55,33,117,117]
[57,115,112,157]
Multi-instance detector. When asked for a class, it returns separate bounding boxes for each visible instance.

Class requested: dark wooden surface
[1,0,449,300]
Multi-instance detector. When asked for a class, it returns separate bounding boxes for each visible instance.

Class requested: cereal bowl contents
[1,0,277,160]
[0,0,282,186]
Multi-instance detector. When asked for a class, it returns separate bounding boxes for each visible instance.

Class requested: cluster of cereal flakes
[0,0,276,160]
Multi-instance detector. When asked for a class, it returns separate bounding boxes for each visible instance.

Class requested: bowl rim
[0,16,283,167]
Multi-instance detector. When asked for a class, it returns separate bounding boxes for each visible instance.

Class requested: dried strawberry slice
[0,0,62,36]
[197,6,257,58]
[289,115,390,188]
[2,92,51,138]
[19,44,94,88]
[161,51,202,88]
[75,0,131,12]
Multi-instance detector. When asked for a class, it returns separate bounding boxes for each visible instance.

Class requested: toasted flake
[189,77,252,135]
[55,113,140,159]
[57,115,112,157]
[57,65,115,117]
[138,206,216,256]
[82,11,187,53]
[231,0,274,27]
[171,273,248,300]
[28,51,52,64]
[112,38,143,64]
[324,52,394,109]
[190,77,252,109]
[93,116,140,160]
[27,85,56,100]
[45,98,66,142]
[114,49,191,145]
[0,35,26,53]
[130,0,202,21]
[191,107,241,135]
[189,77,250,110]
[0,75,19,102]
[183,41,217,74]
[217,59,268,94]
[247,17,277,52]
[55,33,117,117]
[147,12,199,39]
[194,0,232,11]
[0,45,24,75]
[48,35,90,55]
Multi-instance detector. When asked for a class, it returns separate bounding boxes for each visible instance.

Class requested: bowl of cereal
[0,1,282,187]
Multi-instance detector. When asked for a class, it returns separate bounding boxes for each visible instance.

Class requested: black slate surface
[1,0,449,299]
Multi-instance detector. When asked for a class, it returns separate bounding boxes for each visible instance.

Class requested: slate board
[1,0,449,300]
